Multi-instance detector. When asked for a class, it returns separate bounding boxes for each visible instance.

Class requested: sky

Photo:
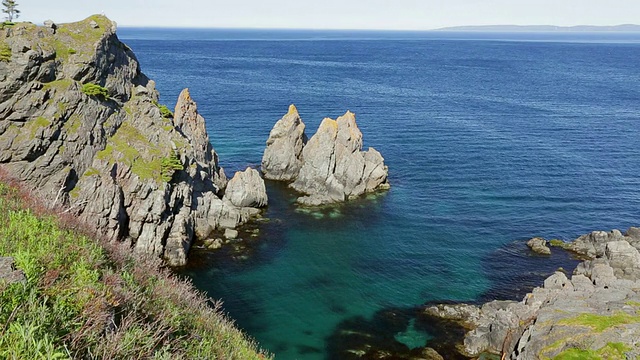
[15,0,640,30]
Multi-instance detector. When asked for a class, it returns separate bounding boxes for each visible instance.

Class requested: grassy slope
[0,178,270,359]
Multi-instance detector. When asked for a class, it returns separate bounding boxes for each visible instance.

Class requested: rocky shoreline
[424,227,640,359]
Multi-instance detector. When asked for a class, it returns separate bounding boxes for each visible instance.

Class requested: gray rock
[224,229,238,240]
[0,256,26,284]
[223,167,268,208]
[43,20,57,31]
[261,104,306,181]
[289,110,389,205]
[89,20,99,29]
[604,240,640,280]
[526,237,551,255]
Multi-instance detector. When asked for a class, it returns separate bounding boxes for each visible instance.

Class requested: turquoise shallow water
[120,29,640,359]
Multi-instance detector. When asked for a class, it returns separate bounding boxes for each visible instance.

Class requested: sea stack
[262,106,389,206]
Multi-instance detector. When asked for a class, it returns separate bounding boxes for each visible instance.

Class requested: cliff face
[0,16,266,266]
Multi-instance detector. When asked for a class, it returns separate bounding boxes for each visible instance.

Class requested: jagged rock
[279,109,389,206]
[261,104,306,181]
[223,167,268,208]
[0,256,26,284]
[0,16,263,267]
[568,229,624,258]
[526,237,550,255]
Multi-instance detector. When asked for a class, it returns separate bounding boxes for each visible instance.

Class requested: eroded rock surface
[0,16,266,266]
[0,256,26,284]
[263,106,389,206]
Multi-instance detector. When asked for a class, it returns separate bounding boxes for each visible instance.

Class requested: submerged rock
[264,106,389,206]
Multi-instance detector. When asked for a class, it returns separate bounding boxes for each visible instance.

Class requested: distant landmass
[436,24,640,32]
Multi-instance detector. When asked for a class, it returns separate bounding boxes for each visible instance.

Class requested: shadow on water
[323,241,582,359]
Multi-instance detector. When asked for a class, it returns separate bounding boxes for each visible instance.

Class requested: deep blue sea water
[119,29,640,359]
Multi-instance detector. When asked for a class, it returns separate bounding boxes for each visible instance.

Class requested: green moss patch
[0,42,11,62]
[558,312,640,332]
[553,342,630,360]
[96,122,170,182]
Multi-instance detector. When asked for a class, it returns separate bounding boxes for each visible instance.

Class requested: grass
[553,342,630,360]
[0,174,270,359]
[0,42,11,62]
[558,312,640,332]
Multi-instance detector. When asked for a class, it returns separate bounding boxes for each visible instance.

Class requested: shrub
[81,83,109,99]
[158,104,173,119]
[161,152,184,182]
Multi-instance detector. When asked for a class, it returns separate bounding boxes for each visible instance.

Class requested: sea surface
[119,28,640,359]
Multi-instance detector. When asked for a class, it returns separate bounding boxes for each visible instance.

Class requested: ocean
[119,28,640,359]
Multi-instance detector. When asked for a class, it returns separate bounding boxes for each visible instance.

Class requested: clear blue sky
[16,0,640,30]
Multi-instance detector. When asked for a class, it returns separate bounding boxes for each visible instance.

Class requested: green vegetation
[553,342,630,360]
[96,122,174,183]
[161,152,184,182]
[158,104,173,119]
[81,83,109,100]
[558,312,640,333]
[549,239,571,249]
[0,181,269,359]
[0,42,10,62]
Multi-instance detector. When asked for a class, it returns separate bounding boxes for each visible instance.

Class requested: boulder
[223,167,268,208]
[526,237,551,255]
[261,104,306,181]
[0,256,26,284]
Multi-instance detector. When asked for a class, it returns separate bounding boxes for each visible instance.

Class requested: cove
[119,28,640,358]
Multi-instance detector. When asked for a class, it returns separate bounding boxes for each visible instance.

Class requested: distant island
[436,24,640,32]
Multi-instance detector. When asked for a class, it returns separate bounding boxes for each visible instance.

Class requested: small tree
[2,0,19,22]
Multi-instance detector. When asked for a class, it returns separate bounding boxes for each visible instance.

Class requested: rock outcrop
[261,104,306,181]
[262,106,389,206]
[425,227,640,359]
[0,16,266,266]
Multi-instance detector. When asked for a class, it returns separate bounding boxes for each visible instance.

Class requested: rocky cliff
[0,16,267,266]
[425,227,640,359]
[262,105,389,206]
